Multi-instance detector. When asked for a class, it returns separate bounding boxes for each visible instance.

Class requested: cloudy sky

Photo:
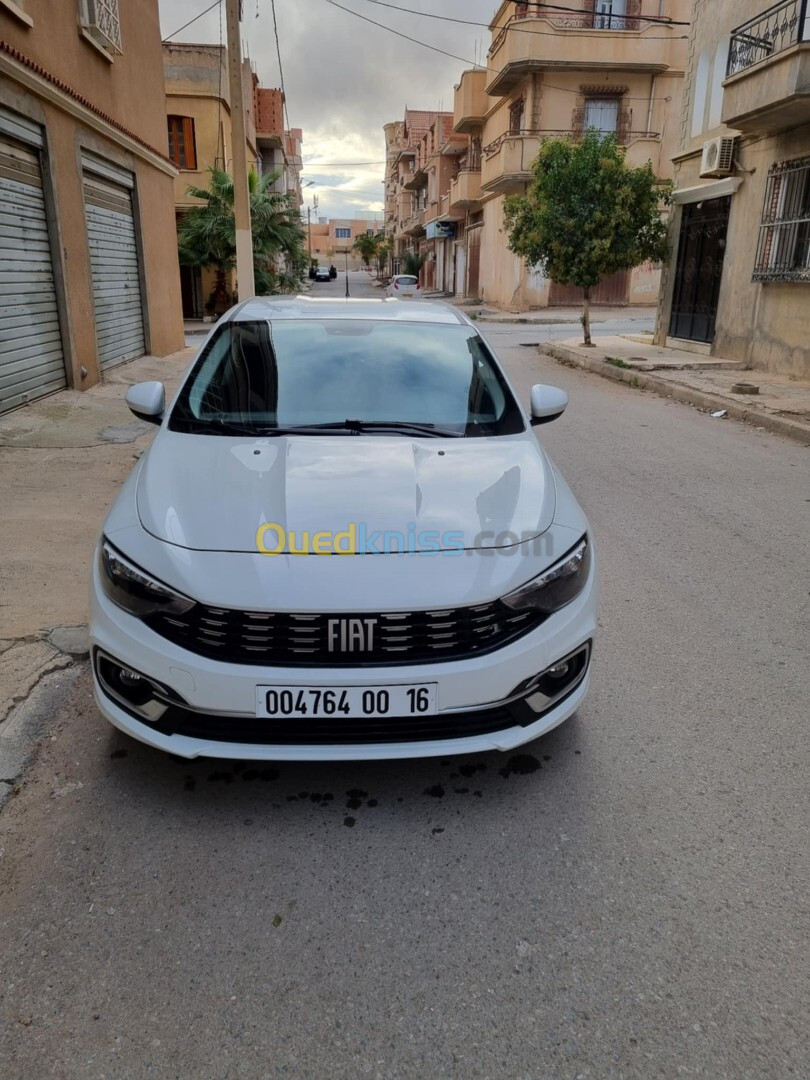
[159,0,496,220]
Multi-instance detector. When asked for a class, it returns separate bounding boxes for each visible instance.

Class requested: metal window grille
[509,99,525,135]
[754,157,810,282]
[727,0,808,77]
[82,0,122,54]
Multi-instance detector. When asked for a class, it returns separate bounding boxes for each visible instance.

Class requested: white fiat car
[90,298,597,760]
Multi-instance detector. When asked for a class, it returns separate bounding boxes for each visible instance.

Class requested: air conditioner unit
[700,137,736,178]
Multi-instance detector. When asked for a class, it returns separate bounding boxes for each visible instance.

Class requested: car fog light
[95,653,175,723]
[547,662,570,678]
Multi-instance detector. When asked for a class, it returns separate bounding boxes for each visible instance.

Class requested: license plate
[401,291,414,297]
[256,683,437,719]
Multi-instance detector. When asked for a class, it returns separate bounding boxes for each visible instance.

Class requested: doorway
[668,196,731,343]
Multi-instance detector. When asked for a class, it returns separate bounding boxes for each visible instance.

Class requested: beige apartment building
[0,0,184,413]
[654,0,810,376]
[385,110,444,279]
[164,44,303,317]
[307,217,383,270]
[448,1,689,309]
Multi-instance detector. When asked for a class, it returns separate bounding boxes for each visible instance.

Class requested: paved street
[1,305,807,1079]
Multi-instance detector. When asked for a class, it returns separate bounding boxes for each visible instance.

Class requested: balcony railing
[727,0,809,77]
[482,123,657,156]
[490,4,642,56]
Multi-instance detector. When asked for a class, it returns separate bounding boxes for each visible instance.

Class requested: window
[754,157,810,283]
[584,98,620,134]
[80,0,122,54]
[167,117,197,170]
[509,98,525,135]
[169,320,524,437]
[592,0,640,30]
[335,227,351,239]
[367,228,375,235]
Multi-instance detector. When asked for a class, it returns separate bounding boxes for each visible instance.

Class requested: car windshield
[170,318,524,437]
[396,276,418,286]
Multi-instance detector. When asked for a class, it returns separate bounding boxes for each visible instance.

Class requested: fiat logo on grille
[327,618,377,653]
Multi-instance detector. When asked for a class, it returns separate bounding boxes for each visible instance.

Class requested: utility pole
[344,248,350,298]
[225,0,254,299]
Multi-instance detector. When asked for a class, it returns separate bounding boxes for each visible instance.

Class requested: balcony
[403,209,426,236]
[454,69,488,133]
[403,166,427,191]
[723,0,810,132]
[481,131,542,193]
[449,168,483,209]
[486,14,675,96]
[481,124,661,193]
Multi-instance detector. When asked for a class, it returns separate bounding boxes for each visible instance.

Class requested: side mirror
[530,384,568,426]
[125,381,165,426]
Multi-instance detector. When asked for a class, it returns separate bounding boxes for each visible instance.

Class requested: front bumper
[89,552,597,761]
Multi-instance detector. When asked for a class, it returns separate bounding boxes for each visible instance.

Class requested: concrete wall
[1,0,184,389]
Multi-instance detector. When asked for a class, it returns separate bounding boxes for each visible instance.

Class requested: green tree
[177,166,307,305]
[352,231,382,269]
[376,234,393,279]
[503,131,672,345]
[402,251,425,279]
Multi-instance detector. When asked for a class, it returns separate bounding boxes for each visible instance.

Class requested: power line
[321,0,686,101]
[162,0,222,42]
[271,0,291,132]
[322,0,490,70]
[303,161,386,166]
[357,0,691,32]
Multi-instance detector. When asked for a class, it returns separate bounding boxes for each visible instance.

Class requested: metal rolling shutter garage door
[0,114,67,413]
[82,156,145,369]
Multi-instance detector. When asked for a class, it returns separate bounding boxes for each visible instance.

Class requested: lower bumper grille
[151,704,524,745]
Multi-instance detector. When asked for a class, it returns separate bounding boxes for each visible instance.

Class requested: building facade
[163,42,259,318]
[654,0,810,376]
[164,45,304,317]
[0,0,184,413]
[450,0,688,308]
[307,217,383,270]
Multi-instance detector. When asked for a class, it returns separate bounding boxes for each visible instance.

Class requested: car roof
[229,297,466,325]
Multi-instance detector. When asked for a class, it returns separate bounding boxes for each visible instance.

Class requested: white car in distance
[385,274,420,298]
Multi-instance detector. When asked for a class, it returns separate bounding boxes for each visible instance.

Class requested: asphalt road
[1,315,807,1079]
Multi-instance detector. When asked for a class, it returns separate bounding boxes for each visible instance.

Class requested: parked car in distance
[386,274,420,298]
[90,297,596,762]
[314,266,331,282]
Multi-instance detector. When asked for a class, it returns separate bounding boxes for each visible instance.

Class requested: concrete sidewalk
[0,347,195,735]
[540,335,810,444]
[461,303,656,325]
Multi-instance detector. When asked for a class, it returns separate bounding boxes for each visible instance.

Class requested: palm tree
[402,251,425,278]
[177,167,307,306]
[352,231,382,269]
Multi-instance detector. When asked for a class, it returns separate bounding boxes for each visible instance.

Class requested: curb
[540,343,810,445]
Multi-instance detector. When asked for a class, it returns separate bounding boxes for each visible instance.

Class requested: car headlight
[501,536,590,614]
[100,540,195,618]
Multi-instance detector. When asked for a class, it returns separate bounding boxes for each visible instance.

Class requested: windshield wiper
[342,419,464,438]
[176,419,464,438]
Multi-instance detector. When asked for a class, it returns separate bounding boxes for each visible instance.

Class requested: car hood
[136,431,556,554]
